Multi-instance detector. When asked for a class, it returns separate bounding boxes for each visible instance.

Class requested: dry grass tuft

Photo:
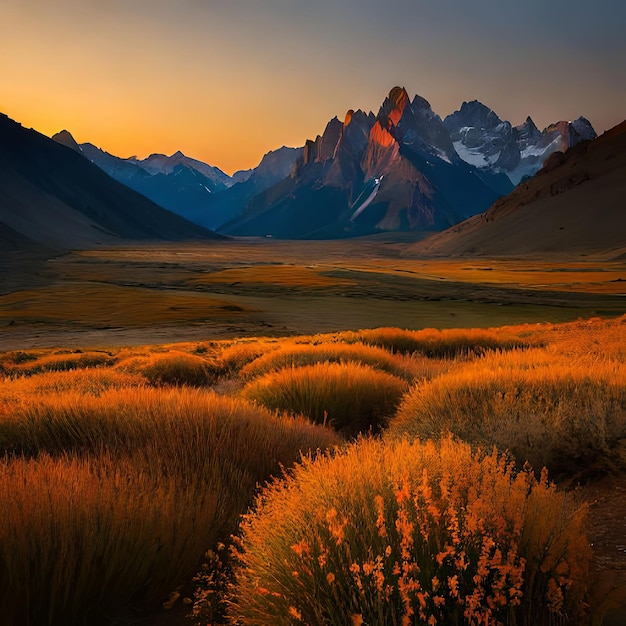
[1,350,116,376]
[389,354,626,477]
[0,386,339,625]
[0,369,146,418]
[228,437,591,626]
[240,342,424,382]
[344,326,535,358]
[116,350,218,387]
[218,340,283,375]
[242,362,407,435]
[0,452,218,626]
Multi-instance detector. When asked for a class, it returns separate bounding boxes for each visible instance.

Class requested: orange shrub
[218,340,283,374]
[240,342,420,381]
[4,350,116,376]
[535,314,626,361]
[0,369,146,424]
[346,327,533,358]
[116,350,217,386]
[242,362,407,435]
[1,368,144,396]
[0,387,339,471]
[0,453,217,626]
[0,387,339,625]
[389,358,626,476]
[228,437,590,626]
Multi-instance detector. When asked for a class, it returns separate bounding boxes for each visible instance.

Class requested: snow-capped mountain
[444,101,596,184]
[52,88,596,239]
[52,132,303,230]
[220,87,511,238]
[411,120,626,258]
[127,151,232,190]
[52,134,230,226]
[231,146,303,187]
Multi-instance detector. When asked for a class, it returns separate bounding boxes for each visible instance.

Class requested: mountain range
[409,120,626,258]
[1,86,605,255]
[220,88,513,238]
[0,113,217,252]
[53,130,302,231]
[51,87,595,240]
[443,100,596,184]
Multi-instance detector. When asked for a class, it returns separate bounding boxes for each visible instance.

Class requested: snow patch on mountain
[445,102,596,184]
[452,141,489,168]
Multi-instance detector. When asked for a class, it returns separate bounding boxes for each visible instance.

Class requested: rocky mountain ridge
[444,100,596,184]
[220,87,512,238]
[51,87,596,239]
[409,119,626,258]
[53,133,302,230]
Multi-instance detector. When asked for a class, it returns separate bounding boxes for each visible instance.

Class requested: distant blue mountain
[1,115,218,251]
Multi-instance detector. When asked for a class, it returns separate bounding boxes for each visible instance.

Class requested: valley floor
[1,237,624,350]
[1,241,625,624]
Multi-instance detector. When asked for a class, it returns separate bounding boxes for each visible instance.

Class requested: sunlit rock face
[221,86,510,239]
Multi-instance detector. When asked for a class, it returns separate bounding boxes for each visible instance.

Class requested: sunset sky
[3,0,625,174]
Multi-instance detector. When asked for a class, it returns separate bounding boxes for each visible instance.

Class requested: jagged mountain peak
[410,119,626,258]
[221,86,509,239]
[570,117,596,143]
[410,94,433,110]
[444,100,596,183]
[444,100,503,131]
[377,86,409,131]
[516,116,540,134]
[51,129,82,153]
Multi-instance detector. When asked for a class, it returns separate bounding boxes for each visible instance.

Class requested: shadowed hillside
[409,120,626,258]
[0,114,220,251]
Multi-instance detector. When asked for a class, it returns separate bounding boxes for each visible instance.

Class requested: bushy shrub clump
[218,340,282,374]
[0,387,339,470]
[1,368,145,396]
[242,362,407,435]
[116,350,217,386]
[345,327,533,358]
[228,437,590,626]
[240,342,419,381]
[4,350,116,375]
[0,453,218,626]
[389,359,626,476]
[0,369,146,420]
[0,387,339,625]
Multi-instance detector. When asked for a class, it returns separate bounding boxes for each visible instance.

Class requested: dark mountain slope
[0,114,219,250]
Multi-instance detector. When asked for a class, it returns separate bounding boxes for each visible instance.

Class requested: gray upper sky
[3,0,624,172]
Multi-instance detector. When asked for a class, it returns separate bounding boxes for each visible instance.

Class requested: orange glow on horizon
[3,1,623,176]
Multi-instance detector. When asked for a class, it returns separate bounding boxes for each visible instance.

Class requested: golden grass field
[1,238,624,349]
[1,239,625,625]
